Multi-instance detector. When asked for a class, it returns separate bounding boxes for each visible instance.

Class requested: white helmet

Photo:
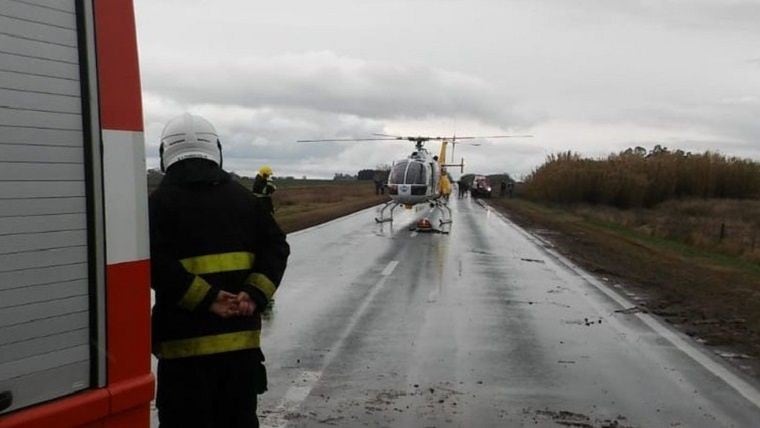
[160,113,222,171]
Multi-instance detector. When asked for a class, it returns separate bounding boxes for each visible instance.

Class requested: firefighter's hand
[235,291,256,316]
[209,290,240,318]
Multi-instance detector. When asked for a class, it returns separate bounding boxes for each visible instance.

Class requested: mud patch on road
[525,408,633,428]
[278,382,474,426]
[505,299,572,309]
[563,317,604,327]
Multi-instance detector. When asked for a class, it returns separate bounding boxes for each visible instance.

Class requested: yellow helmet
[259,165,273,176]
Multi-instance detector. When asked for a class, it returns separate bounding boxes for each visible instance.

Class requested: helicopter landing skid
[375,201,399,223]
[434,200,453,226]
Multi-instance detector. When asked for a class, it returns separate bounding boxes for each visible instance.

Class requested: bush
[523,147,760,208]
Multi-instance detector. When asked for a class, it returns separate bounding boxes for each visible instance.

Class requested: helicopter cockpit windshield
[389,161,409,185]
[388,160,431,196]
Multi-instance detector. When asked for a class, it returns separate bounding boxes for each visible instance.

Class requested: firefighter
[150,113,289,428]
[252,165,276,213]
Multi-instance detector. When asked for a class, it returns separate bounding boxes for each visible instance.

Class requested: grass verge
[488,197,760,378]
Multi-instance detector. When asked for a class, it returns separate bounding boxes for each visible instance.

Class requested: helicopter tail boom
[442,157,465,173]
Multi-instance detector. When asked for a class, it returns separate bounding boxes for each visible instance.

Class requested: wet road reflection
[154,198,760,427]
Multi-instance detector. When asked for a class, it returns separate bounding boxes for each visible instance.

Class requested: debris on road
[526,408,633,428]
[614,306,645,315]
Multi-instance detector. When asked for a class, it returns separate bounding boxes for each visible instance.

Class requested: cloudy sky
[134,0,760,179]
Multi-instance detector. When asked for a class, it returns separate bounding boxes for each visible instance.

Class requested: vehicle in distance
[470,175,492,198]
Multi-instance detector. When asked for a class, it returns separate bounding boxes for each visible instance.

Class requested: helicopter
[298,133,531,224]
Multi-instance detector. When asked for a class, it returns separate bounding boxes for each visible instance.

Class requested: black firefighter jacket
[149,159,290,360]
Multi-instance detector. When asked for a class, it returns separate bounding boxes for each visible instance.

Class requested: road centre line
[264,370,322,428]
[382,260,399,276]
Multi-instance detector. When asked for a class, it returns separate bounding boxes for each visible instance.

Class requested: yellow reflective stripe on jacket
[158,330,261,359]
[178,276,211,311]
[180,251,255,275]
[247,273,276,300]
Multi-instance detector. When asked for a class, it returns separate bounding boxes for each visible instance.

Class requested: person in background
[373,172,384,195]
[457,178,469,199]
[252,165,276,213]
[150,113,290,428]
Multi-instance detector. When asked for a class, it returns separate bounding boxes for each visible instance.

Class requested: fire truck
[0,0,152,427]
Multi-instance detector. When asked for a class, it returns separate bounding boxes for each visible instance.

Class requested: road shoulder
[486,198,760,381]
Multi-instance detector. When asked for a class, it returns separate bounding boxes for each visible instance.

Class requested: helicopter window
[405,161,426,185]
[389,161,408,184]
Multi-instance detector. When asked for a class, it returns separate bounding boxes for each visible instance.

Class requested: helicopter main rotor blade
[297,138,403,142]
[371,133,404,139]
[477,135,534,138]
[439,135,534,140]
[298,134,532,143]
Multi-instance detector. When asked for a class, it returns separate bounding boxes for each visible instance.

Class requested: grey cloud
[618,98,760,148]
[541,0,760,34]
[135,0,760,179]
[142,94,392,177]
[142,51,523,127]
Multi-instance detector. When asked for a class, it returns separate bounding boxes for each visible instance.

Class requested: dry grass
[523,149,760,208]
[571,199,760,263]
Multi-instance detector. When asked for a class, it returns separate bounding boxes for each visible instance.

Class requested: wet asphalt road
[153,197,760,427]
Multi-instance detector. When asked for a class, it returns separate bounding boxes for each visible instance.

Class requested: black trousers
[157,349,266,428]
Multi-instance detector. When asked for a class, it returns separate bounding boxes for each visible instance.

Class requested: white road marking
[262,261,400,427]
[263,370,322,428]
[410,231,418,237]
[484,201,760,410]
[382,260,399,276]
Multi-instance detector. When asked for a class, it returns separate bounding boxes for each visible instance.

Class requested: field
[148,171,388,234]
[571,199,760,263]
[488,197,760,377]
[266,181,388,233]
[232,177,389,233]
